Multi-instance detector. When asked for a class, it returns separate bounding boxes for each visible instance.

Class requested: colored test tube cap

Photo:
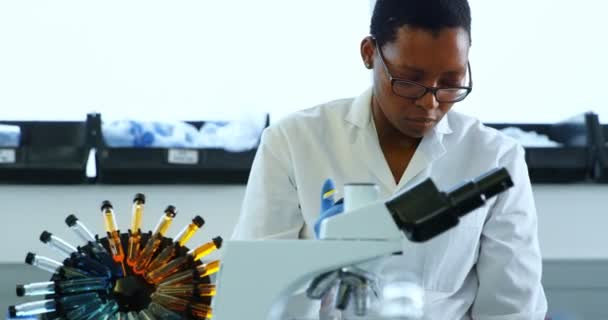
[101,200,113,210]
[193,216,205,228]
[65,214,78,227]
[164,205,177,217]
[40,231,52,243]
[8,305,17,317]
[212,236,223,249]
[15,285,25,297]
[25,252,35,265]
[133,193,146,203]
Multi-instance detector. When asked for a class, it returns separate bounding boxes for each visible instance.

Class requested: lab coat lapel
[396,116,452,192]
[396,133,444,192]
[358,125,398,191]
[345,88,453,193]
[345,88,397,191]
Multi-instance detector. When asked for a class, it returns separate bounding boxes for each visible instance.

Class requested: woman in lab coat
[232,0,548,319]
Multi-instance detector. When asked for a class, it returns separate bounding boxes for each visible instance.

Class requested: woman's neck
[371,97,421,148]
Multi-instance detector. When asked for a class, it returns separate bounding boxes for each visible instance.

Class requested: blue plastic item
[314,179,345,238]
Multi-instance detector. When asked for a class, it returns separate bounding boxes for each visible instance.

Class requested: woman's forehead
[383,26,470,72]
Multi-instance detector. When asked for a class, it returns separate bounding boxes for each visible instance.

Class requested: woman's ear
[360,36,376,69]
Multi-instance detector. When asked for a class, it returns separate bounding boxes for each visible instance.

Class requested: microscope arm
[214,239,402,320]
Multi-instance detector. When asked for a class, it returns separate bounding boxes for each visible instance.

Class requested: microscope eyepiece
[385,167,513,242]
[445,167,513,218]
[472,167,513,200]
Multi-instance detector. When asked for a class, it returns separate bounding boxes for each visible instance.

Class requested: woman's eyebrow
[392,63,466,76]
[393,63,425,74]
[443,69,467,76]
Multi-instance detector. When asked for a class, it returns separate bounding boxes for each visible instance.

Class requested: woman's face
[362,26,470,138]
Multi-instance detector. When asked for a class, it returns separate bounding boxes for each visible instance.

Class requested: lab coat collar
[345,87,453,135]
[346,88,453,192]
[396,124,447,191]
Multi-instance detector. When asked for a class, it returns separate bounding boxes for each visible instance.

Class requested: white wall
[0,184,606,263]
[464,0,608,123]
[1,1,607,123]
[0,0,370,122]
[0,185,245,263]
[533,184,608,259]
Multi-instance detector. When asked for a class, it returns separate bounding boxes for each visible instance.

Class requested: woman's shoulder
[281,98,353,126]
[267,97,355,138]
[446,111,522,156]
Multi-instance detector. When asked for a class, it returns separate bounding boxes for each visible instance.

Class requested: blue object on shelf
[102,120,199,148]
[90,112,270,184]
[102,113,267,152]
[0,124,20,147]
[198,113,267,152]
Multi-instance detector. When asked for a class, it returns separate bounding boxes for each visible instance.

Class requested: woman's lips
[404,117,437,129]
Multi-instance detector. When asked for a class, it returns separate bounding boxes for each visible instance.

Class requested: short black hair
[370,0,472,47]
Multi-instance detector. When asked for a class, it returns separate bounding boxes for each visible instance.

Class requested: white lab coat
[232,88,548,320]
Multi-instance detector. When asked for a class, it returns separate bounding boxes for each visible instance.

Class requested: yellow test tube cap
[133,193,146,204]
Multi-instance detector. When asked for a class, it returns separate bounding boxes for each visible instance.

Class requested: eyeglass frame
[373,38,473,103]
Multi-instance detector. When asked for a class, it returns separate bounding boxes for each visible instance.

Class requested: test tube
[25,252,90,279]
[39,232,111,277]
[174,215,205,247]
[16,277,109,297]
[133,206,177,274]
[8,299,55,318]
[188,236,222,261]
[127,193,146,266]
[55,278,109,298]
[156,283,194,297]
[158,260,220,287]
[145,237,222,284]
[157,283,216,297]
[101,201,126,264]
[65,214,122,277]
[65,295,105,320]
[147,215,205,271]
[157,269,195,287]
[81,301,118,320]
[112,312,128,320]
[189,303,213,320]
[66,299,103,320]
[138,309,156,320]
[16,281,54,297]
[8,292,100,318]
[40,231,78,258]
[148,302,182,320]
[79,241,124,278]
[197,283,216,297]
[68,252,113,278]
[65,214,97,244]
[150,292,189,312]
[195,259,220,278]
